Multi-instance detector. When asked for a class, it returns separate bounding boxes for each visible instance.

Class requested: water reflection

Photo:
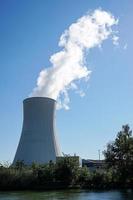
[0,190,133,200]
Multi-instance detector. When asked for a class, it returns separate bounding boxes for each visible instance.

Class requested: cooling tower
[13,97,62,165]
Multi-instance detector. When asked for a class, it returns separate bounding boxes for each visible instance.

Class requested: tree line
[0,124,133,190]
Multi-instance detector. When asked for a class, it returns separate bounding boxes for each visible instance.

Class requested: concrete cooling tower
[13,97,62,165]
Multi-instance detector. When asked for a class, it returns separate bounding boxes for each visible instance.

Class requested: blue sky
[0,0,133,162]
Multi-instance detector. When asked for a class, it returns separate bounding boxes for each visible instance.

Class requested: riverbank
[0,156,133,191]
[1,125,133,191]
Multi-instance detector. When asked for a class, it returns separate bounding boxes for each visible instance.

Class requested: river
[0,190,133,200]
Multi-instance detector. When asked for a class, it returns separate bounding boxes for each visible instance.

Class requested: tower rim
[23,96,56,103]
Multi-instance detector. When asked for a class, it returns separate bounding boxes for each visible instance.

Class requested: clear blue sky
[0,0,133,162]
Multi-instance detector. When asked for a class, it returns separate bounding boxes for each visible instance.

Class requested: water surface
[0,189,133,200]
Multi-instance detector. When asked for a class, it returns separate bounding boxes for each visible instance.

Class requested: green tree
[78,166,90,185]
[103,124,133,186]
[55,156,79,186]
[14,160,25,171]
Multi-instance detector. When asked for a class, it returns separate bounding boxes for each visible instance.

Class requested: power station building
[13,97,62,165]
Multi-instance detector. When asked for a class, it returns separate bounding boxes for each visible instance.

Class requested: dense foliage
[103,124,133,188]
[0,125,133,190]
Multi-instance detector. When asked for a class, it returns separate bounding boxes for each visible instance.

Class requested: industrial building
[13,97,62,165]
[82,159,105,171]
[13,96,104,169]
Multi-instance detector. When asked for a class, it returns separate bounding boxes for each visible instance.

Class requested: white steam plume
[31,9,118,109]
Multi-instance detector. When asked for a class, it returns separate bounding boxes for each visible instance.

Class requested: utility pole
[98,149,100,161]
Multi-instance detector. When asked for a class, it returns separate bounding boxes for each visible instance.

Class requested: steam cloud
[31,9,118,110]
